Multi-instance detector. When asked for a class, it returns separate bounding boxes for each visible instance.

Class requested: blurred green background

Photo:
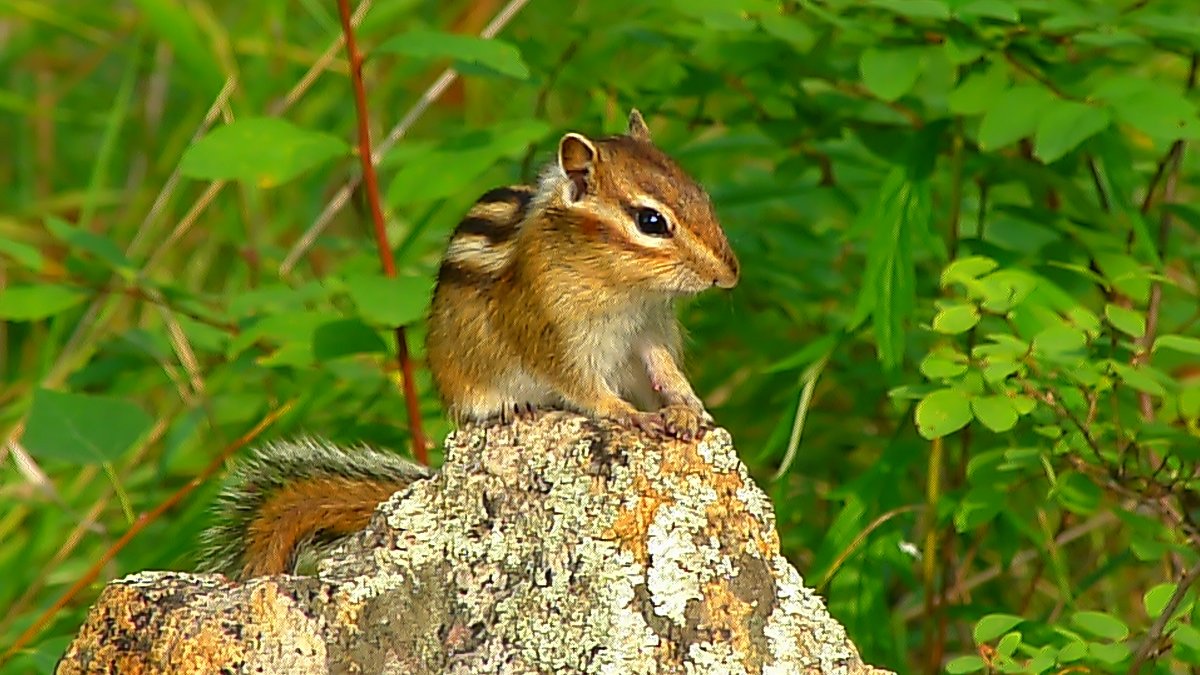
[3,0,1200,672]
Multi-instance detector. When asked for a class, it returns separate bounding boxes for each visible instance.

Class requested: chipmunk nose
[713,257,739,289]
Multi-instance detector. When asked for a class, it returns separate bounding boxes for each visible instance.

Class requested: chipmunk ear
[627,109,652,143]
[558,132,597,201]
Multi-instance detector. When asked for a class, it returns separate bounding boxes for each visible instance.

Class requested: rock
[58,412,893,674]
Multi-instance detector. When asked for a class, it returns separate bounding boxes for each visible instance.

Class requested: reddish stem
[336,0,428,463]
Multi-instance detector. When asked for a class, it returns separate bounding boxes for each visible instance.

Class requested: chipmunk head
[540,109,739,296]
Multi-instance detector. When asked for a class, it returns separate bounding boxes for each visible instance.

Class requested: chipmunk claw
[628,411,665,435]
[658,403,706,441]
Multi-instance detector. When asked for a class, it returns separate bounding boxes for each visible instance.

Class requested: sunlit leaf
[1033,100,1110,163]
[22,389,153,464]
[180,117,348,186]
[978,85,1055,150]
[916,388,973,438]
[1156,334,1200,355]
[1104,303,1145,338]
[1071,610,1129,641]
[344,275,435,327]
[970,395,1019,432]
[376,31,530,79]
[860,47,926,101]
[973,614,1023,642]
[0,285,88,321]
[933,303,980,334]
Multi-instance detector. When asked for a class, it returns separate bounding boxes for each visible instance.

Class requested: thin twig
[1136,53,1197,420]
[279,0,533,276]
[0,402,294,666]
[1127,558,1200,675]
[269,0,372,115]
[816,504,924,591]
[900,511,1118,620]
[335,0,428,461]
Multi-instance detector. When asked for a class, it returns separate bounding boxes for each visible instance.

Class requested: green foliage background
[3,0,1200,672]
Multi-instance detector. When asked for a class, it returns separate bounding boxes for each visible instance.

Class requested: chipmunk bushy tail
[199,438,430,579]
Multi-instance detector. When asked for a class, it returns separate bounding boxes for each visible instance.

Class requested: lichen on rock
[58,413,893,674]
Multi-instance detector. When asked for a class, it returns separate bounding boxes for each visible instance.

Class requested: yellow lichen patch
[704,470,777,559]
[699,578,758,670]
[172,612,252,672]
[658,437,710,477]
[605,474,672,565]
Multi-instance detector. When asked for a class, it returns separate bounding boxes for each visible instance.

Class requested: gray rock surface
[58,413,894,674]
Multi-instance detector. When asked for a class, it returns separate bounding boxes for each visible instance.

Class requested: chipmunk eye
[635,207,671,237]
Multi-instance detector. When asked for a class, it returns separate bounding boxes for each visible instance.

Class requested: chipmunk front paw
[657,403,709,441]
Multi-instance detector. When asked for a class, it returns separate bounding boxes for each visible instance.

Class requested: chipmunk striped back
[437,185,534,286]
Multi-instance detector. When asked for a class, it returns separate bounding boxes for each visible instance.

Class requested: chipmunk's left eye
[635,208,671,237]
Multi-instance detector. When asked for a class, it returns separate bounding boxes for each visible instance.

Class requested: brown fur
[427,110,739,438]
[241,476,406,577]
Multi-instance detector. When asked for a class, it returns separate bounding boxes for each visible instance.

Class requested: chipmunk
[427,108,739,439]
[198,110,739,579]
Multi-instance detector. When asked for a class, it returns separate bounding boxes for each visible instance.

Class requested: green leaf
[1058,640,1087,661]
[1057,472,1101,515]
[669,0,766,30]
[977,85,1055,150]
[1027,645,1057,674]
[228,281,329,318]
[953,0,1019,22]
[45,216,131,272]
[948,62,1010,115]
[955,485,1004,530]
[0,238,45,271]
[945,655,986,674]
[941,256,999,286]
[996,631,1021,656]
[1104,303,1146,338]
[974,613,1023,642]
[180,117,349,186]
[1032,326,1087,360]
[980,357,1020,383]
[1094,76,1200,141]
[859,47,926,101]
[1176,624,1200,650]
[920,352,968,379]
[1156,334,1200,355]
[22,389,153,464]
[979,332,1032,362]
[312,319,387,360]
[1181,385,1200,419]
[1110,362,1167,396]
[1089,642,1130,664]
[375,31,529,79]
[1071,610,1129,641]
[227,311,327,365]
[388,121,551,205]
[970,396,1019,432]
[1033,101,1110,163]
[0,285,88,321]
[933,303,980,334]
[850,165,929,370]
[1144,583,1177,619]
[867,0,950,19]
[975,270,1036,313]
[344,275,434,327]
[758,14,816,52]
[916,388,973,439]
